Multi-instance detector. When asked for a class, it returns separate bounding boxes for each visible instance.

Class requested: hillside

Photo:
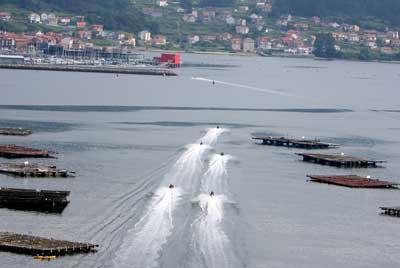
[0,0,159,33]
[273,0,400,28]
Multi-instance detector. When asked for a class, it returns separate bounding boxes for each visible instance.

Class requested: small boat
[34,255,57,261]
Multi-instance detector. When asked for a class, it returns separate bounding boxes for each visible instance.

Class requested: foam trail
[192,76,293,97]
[113,128,224,268]
[162,143,211,194]
[198,127,227,146]
[115,187,182,268]
[192,194,232,268]
[201,153,233,197]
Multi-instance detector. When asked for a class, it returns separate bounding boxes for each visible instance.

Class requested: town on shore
[1,0,400,63]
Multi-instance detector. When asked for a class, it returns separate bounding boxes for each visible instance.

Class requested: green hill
[273,0,400,28]
[0,0,159,33]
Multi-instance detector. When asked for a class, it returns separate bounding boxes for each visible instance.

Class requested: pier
[307,175,398,188]
[0,187,70,213]
[0,163,74,178]
[297,153,386,168]
[0,232,98,256]
[0,145,52,158]
[0,64,177,76]
[252,136,337,149]
[380,207,400,217]
[0,128,32,136]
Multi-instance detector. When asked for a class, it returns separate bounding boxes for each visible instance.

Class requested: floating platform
[0,64,177,76]
[252,136,337,149]
[0,145,52,159]
[0,163,74,178]
[0,187,70,213]
[297,153,386,168]
[307,175,398,188]
[0,232,98,256]
[0,128,32,136]
[380,207,400,217]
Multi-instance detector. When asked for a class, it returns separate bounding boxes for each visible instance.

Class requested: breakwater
[0,64,177,76]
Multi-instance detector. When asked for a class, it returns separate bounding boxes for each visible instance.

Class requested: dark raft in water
[252,136,338,149]
[0,232,98,256]
[308,175,398,188]
[0,163,74,178]
[0,128,32,136]
[0,145,53,159]
[0,187,70,213]
[297,153,386,168]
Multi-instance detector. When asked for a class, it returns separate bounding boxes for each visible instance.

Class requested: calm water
[0,54,399,268]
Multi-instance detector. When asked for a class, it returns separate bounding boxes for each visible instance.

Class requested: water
[0,54,400,268]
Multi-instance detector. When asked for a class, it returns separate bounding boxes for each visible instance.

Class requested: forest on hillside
[1,0,159,33]
[273,0,400,27]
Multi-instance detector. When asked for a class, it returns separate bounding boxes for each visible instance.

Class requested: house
[138,30,151,42]
[231,38,242,51]
[153,35,167,46]
[242,38,255,52]
[188,35,200,44]
[78,30,92,40]
[381,47,393,54]
[183,13,196,23]
[348,33,360,43]
[117,33,125,40]
[256,2,272,13]
[76,21,87,28]
[387,31,399,40]
[236,25,249,35]
[0,12,11,21]
[238,6,249,12]
[59,17,71,25]
[0,35,15,48]
[237,19,246,26]
[47,14,58,26]
[120,36,136,47]
[311,16,320,24]
[226,16,235,25]
[257,36,271,49]
[201,35,217,42]
[218,32,232,41]
[29,13,41,23]
[91,24,104,32]
[40,13,48,22]
[201,10,216,22]
[60,37,73,49]
[157,0,168,7]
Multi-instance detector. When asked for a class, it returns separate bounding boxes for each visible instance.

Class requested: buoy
[220,152,224,156]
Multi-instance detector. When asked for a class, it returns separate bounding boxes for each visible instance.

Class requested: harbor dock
[0,187,70,213]
[0,163,74,178]
[297,153,386,168]
[380,207,400,217]
[307,175,398,188]
[0,232,98,256]
[0,145,52,159]
[0,64,177,76]
[252,136,337,149]
[0,128,32,136]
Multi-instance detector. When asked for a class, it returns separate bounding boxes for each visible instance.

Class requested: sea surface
[0,54,400,268]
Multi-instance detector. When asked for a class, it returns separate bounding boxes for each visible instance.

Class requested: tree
[313,33,339,58]
[180,0,193,11]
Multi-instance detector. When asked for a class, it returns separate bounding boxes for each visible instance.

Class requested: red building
[160,53,181,66]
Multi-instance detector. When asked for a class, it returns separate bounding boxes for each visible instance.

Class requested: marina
[0,232,97,257]
[0,163,74,177]
[0,128,32,136]
[0,187,70,213]
[0,144,52,158]
[307,175,398,188]
[297,153,386,168]
[252,136,337,149]
[0,64,177,76]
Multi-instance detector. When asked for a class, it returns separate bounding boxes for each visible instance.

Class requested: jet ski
[169,184,174,189]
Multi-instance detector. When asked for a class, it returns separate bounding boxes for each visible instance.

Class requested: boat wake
[112,127,226,268]
[190,194,235,268]
[200,153,233,197]
[114,187,182,268]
